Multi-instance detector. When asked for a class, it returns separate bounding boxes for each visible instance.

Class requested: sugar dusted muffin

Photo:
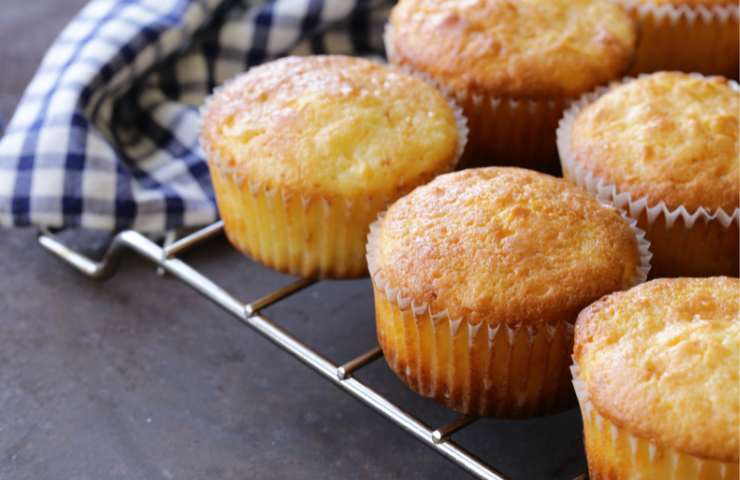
[559,72,739,278]
[367,167,650,417]
[386,0,636,170]
[201,55,466,278]
[618,0,738,76]
[573,277,739,479]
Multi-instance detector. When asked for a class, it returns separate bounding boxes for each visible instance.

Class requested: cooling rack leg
[38,227,246,318]
[38,229,123,280]
[157,230,178,276]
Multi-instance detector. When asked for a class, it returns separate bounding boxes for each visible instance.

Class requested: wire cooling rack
[38,221,587,480]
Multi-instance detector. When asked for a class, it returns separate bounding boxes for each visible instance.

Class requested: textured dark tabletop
[0,2,587,479]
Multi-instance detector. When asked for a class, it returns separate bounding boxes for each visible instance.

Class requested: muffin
[385,0,636,171]
[558,72,739,278]
[619,0,739,77]
[200,55,466,278]
[367,168,651,417]
[573,277,739,479]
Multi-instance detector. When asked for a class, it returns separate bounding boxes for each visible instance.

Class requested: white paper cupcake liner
[557,74,740,231]
[375,278,578,416]
[621,0,738,25]
[622,1,739,76]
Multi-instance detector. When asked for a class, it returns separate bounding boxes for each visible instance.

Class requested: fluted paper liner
[199,64,469,278]
[366,210,651,417]
[620,1,739,76]
[557,74,739,277]
[384,24,570,171]
[571,363,739,479]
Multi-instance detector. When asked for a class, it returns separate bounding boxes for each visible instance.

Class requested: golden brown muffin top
[387,0,636,98]
[569,72,739,212]
[201,55,460,199]
[370,168,641,326]
[574,277,739,462]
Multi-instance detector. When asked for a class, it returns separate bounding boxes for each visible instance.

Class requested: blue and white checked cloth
[0,0,392,232]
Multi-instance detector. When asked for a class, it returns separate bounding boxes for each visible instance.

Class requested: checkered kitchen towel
[0,0,392,232]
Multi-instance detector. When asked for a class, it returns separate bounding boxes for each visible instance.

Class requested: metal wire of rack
[38,221,587,480]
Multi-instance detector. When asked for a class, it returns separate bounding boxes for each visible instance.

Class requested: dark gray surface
[0,2,587,479]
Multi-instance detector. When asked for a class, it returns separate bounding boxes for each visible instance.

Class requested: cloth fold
[0,0,392,232]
